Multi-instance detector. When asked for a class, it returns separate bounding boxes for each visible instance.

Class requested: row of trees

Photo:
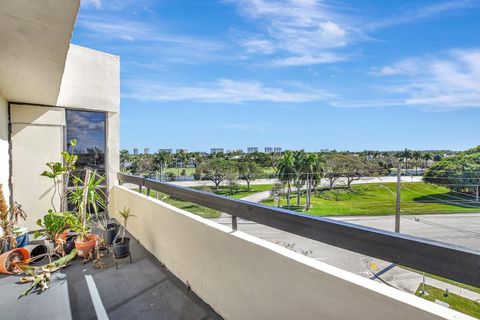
[195,159,262,190]
[276,151,384,210]
[120,148,445,179]
[424,146,480,201]
[120,149,279,178]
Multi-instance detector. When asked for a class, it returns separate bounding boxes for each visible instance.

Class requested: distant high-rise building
[211,148,224,154]
[264,147,273,153]
[247,147,258,153]
[176,148,188,153]
[133,148,138,155]
[144,148,149,154]
[273,147,282,153]
[158,149,172,154]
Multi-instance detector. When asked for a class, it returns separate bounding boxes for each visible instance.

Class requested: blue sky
[72,0,480,152]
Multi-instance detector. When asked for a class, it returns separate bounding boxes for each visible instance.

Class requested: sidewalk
[369,259,480,302]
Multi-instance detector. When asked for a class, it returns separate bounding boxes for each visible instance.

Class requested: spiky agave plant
[118,207,135,242]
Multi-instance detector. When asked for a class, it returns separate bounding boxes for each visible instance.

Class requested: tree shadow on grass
[412,192,480,209]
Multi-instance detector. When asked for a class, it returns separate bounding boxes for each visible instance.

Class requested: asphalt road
[214,212,480,295]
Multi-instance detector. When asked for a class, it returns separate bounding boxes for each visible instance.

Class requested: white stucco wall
[110,186,470,320]
[106,112,120,192]
[57,44,120,113]
[10,104,65,230]
[0,94,9,202]
[57,44,120,193]
[0,0,80,105]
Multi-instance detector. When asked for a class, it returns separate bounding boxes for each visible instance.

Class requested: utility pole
[395,162,401,233]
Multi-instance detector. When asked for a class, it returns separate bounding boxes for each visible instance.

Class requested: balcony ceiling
[0,0,80,105]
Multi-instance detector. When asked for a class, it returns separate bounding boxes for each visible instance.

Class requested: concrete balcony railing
[110,173,479,320]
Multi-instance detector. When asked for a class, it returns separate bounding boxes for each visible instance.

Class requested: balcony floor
[0,233,222,320]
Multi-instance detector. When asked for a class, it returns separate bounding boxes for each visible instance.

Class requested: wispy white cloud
[241,38,275,54]
[124,78,334,103]
[81,0,102,9]
[226,0,363,66]
[367,0,479,30]
[369,58,422,76]
[272,53,347,66]
[78,16,223,48]
[340,49,480,109]
[77,14,228,64]
[227,0,477,67]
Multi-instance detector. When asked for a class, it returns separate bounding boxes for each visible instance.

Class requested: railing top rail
[118,172,480,288]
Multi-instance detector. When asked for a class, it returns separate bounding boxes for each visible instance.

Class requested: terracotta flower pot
[74,234,97,257]
[0,247,30,274]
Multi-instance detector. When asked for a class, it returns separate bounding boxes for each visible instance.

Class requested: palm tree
[401,149,412,174]
[302,153,323,211]
[277,151,295,207]
[120,149,130,173]
[293,151,306,206]
[153,151,172,180]
[422,152,433,169]
[412,151,422,175]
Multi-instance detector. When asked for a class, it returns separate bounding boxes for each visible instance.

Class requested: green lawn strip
[164,167,196,176]
[163,167,276,178]
[136,188,220,218]
[402,266,480,295]
[261,182,480,216]
[415,284,480,318]
[194,184,273,199]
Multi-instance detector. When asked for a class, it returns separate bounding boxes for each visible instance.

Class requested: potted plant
[0,247,30,274]
[0,184,27,253]
[96,217,119,246]
[113,207,135,258]
[40,139,78,212]
[72,169,97,257]
[69,170,114,245]
[35,210,80,255]
[73,224,96,258]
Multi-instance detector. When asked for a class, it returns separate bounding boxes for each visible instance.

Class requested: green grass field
[261,182,480,216]
[139,189,220,218]
[138,184,273,218]
[199,184,273,199]
[416,284,480,318]
[163,167,276,178]
[164,167,196,176]
[403,266,480,295]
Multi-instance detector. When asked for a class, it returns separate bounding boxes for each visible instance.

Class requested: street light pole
[395,162,401,233]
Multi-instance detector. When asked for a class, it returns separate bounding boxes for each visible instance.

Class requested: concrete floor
[0,233,222,320]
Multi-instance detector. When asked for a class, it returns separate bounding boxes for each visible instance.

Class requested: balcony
[1,172,479,319]
[105,173,477,319]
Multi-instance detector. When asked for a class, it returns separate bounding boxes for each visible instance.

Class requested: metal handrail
[118,172,480,287]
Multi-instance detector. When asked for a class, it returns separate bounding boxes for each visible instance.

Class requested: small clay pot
[0,248,30,274]
[74,234,97,258]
